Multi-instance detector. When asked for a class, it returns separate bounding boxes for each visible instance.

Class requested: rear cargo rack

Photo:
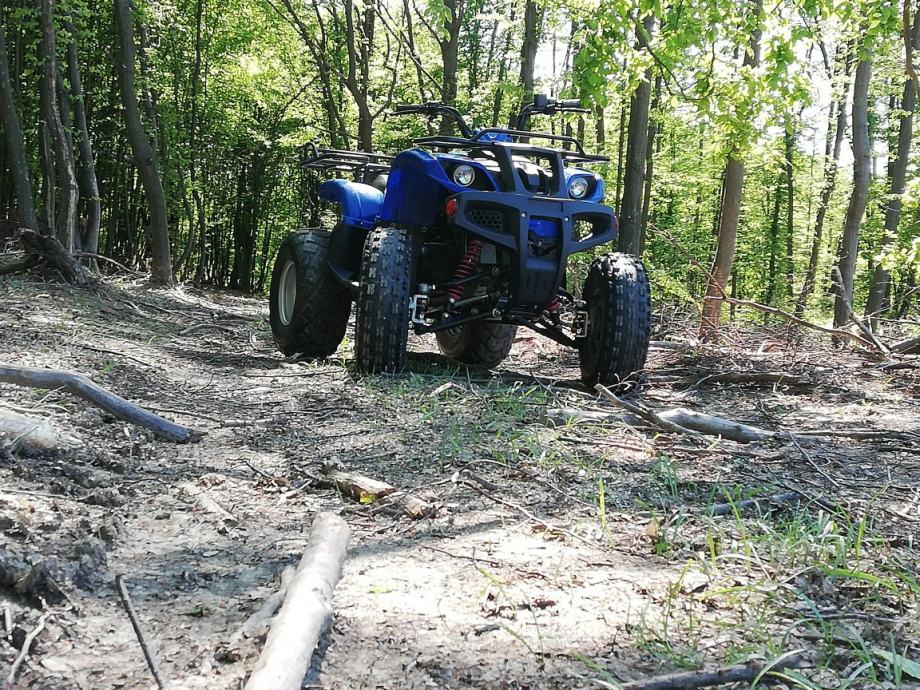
[299,143,394,175]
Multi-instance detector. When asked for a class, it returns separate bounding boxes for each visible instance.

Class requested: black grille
[467,206,505,232]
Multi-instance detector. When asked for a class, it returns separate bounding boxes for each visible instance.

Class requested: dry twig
[116,574,169,690]
[617,651,808,689]
[6,612,50,685]
[595,384,699,436]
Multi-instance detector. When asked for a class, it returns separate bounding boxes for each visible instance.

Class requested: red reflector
[445,198,458,217]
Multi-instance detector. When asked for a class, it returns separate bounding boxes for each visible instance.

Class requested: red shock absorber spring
[447,239,483,303]
[545,297,561,312]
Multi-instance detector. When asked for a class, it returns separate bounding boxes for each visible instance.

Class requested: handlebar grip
[394,104,418,113]
[560,98,582,108]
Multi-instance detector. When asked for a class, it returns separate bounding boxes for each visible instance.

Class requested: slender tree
[833,53,872,331]
[783,115,795,300]
[700,0,764,341]
[114,0,173,285]
[796,43,852,317]
[618,14,655,255]
[63,13,100,257]
[865,0,920,328]
[36,0,79,251]
[0,15,39,231]
[514,0,541,127]
[437,0,464,134]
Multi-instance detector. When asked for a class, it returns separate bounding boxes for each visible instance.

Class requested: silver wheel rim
[278,260,297,326]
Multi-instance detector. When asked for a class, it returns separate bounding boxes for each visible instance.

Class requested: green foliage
[0,0,917,325]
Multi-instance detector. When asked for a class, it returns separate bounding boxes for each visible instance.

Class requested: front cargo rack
[413,128,610,165]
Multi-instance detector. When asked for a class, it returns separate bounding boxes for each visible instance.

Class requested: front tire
[269,230,352,357]
[436,322,517,368]
[355,226,416,373]
[579,252,651,389]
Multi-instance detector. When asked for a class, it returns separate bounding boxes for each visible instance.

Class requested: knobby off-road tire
[436,322,517,368]
[269,230,352,357]
[579,252,651,389]
[355,226,416,373]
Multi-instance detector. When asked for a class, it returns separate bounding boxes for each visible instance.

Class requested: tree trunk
[513,0,540,127]
[490,3,516,127]
[0,18,38,231]
[865,2,919,328]
[341,0,375,152]
[783,115,795,300]
[795,45,851,317]
[38,125,55,234]
[638,74,661,254]
[36,0,79,251]
[438,0,462,134]
[617,14,655,255]
[764,181,781,305]
[185,0,206,282]
[63,14,101,257]
[699,0,763,341]
[114,0,174,286]
[833,56,872,331]
[595,103,605,147]
[614,77,628,207]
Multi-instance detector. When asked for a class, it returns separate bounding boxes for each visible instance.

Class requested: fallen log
[892,334,920,355]
[0,409,69,454]
[706,491,801,516]
[596,385,772,443]
[0,364,198,442]
[618,651,807,690]
[649,340,695,352]
[179,482,238,525]
[19,229,95,286]
[244,512,350,690]
[543,407,620,426]
[318,465,395,503]
[318,464,436,518]
[831,267,890,355]
[689,371,812,387]
[216,566,297,662]
[657,408,773,443]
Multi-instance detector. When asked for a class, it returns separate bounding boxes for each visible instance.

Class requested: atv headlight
[453,164,475,187]
[568,176,589,199]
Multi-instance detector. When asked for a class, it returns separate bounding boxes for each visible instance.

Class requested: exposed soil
[0,275,918,689]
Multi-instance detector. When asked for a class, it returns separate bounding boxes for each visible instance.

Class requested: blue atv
[268,95,651,387]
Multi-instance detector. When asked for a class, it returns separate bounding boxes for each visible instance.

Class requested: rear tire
[355,226,415,373]
[269,230,352,357]
[436,322,517,368]
[579,252,651,389]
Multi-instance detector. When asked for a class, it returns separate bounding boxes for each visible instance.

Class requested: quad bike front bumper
[446,190,617,311]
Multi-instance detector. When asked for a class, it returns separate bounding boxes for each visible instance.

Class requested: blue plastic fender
[317,179,383,230]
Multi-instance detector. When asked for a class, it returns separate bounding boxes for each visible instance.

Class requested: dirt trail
[1,277,918,689]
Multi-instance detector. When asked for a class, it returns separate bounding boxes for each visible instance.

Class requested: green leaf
[872,650,920,680]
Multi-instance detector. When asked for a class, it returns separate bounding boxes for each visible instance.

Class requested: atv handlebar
[394,94,585,139]
[515,94,588,130]
[392,102,474,138]
[558,98,583,109]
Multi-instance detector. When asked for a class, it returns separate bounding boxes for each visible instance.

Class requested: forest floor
[0,274,918,690]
